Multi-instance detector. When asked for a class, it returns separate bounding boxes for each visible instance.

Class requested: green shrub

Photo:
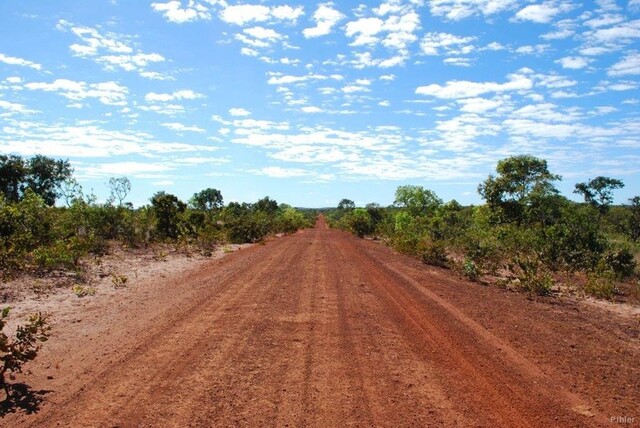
[511,257,553,296]
[421,241,448,268]
[0,308,50,397]
[600,248,636,279]
[463,258,480,281]
[584,271,617,299]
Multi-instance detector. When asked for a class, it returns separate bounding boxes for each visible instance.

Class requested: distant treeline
[0,154,313,276]
[326,155,639,299]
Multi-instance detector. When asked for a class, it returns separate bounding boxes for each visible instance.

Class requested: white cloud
[0,53,42,70]
[243,26,282,41]
[514,2,575,24]
[267,72,341,85]
[57,20,167,79]
[556,56,591,69]
[301,106,324,113]
[0,99,39,115]
[420,32,475,55]
[427,0,518,21]
[145,89,204,102]
[25,79,128,106]
[150,0,213,23]
[161,122,206,132]
[608,52,640,76]
[229,107,251,116]
[220,4,304,26]
[416,72,533,99]
[303,3,345,38]
[0,120,215,158]
[515,44,550,55]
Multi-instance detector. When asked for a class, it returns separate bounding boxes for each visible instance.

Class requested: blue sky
[1,0,639,207]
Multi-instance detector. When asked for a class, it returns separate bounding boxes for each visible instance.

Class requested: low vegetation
[328,155,639,299]
[0,155,313,280]
[0,308,50,398]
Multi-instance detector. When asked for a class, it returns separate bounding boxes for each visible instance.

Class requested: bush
[510,257,553,296]
[584,271,617,300]
[600,248,636,280]
[0,308,50,397]
[463,258,480,281]
[421,241,448,268]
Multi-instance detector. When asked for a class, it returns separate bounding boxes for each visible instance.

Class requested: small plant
[584,270,617,300]
[110,273,128,289]
[463,258,480,281]
[600,248,636,280]
[71,284,96,297]
[0,308,50,398]
[153,249,168,261]
[421,241,448,268]
[223,246,233,254]
[510,257,553,296]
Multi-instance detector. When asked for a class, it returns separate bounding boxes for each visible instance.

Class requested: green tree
[0,155,73,205]
[478,155,560,225]
[394,185,442,217]
[626,196,640,242]
[0,155,26,203]
[25,155,73,206]
[254,196,278,214]
[345,208,372,238]
[337,198,355,210]
[574,176,624,222]
[190,188,223,211]
[150,192,186,239]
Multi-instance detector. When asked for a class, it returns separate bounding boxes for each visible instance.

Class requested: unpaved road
[5,217,639,427]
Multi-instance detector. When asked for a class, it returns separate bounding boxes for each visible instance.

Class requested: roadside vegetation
[327,155,639,301]
[0,154,313,280]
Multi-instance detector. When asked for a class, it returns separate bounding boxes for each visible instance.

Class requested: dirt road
[6,217,639,427]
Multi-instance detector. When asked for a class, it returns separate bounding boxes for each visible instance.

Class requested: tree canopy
[0,155,72,206]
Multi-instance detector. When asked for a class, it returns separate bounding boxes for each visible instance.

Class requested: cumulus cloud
[24,79,128,106]
[608,52,640,76]
[57,20,167,79]
[161,122,206,132]
[303,3,345,38]
[220,4,304,26]
[415,72,533,99]
[151,0,212,23]
[555,56,591,69]
[0,53,42,70]
[514,1,575,24]
[145,89,204,102]
[420,32,475,55]
[427,0,518,21]
[229,107,251,116]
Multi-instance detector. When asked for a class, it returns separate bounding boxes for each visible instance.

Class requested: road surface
[7,217,639,427]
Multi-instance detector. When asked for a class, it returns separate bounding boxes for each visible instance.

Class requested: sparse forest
[0,154,313,278]
[328,155,639,300]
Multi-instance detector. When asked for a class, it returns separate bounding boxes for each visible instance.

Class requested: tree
[150,192,186,239]
[0,155,72,205]
[254,196,278,214]
[190,188,223,211]
[574,176,624,221]
[337,199,355,210]
[394,185,442,217]
[344,208,372,238]
[25,155,73,206]
[626,196,640,242]
[108,177,131,207]
[0,155,26,203]
[478,155,560,225]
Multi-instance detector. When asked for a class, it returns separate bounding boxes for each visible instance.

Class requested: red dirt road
[6,217,639,427]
